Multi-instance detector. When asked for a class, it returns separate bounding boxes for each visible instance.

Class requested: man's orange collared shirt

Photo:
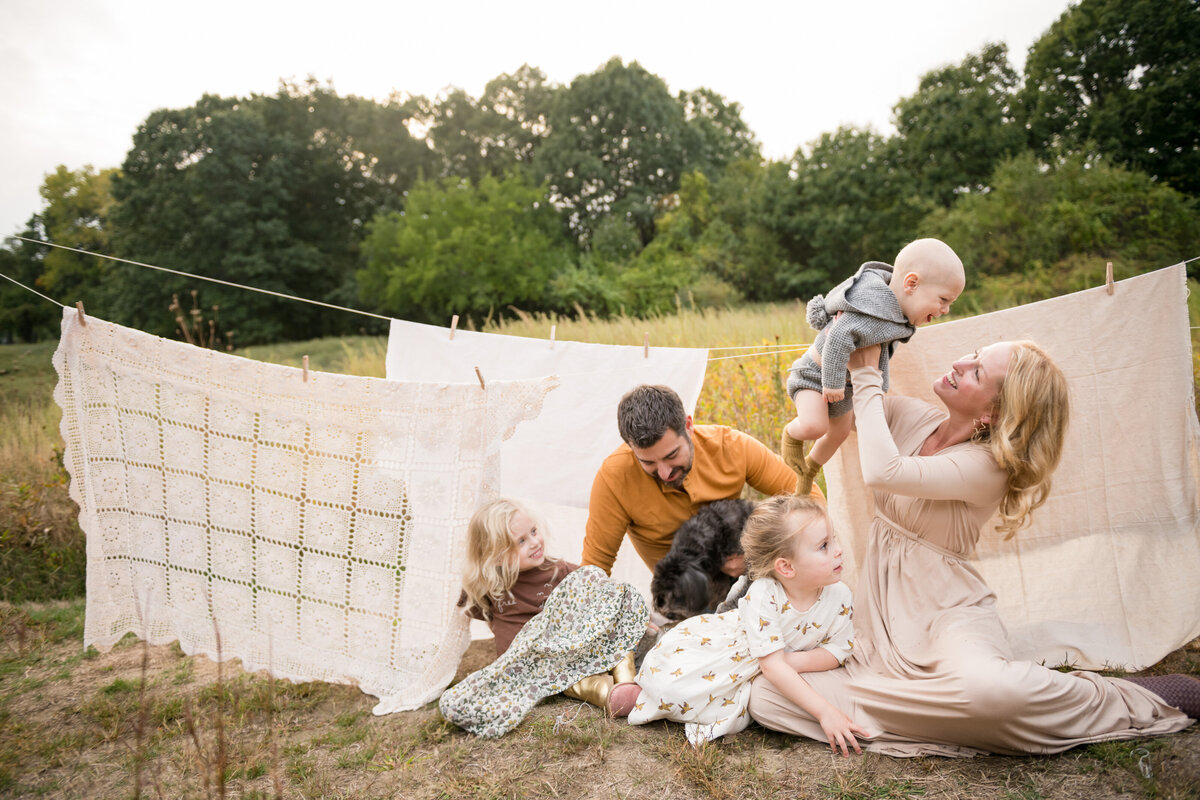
[580,425,824,574]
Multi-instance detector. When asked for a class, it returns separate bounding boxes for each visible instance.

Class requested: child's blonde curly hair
[741,495,830,581]
[460,498,557,620]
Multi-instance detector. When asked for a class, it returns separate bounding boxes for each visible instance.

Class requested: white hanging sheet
[825,264,1200,670]
[54,308,554,713]
[386,320,710,607]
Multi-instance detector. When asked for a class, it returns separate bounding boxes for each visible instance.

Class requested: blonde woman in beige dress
[749,341,1197,756]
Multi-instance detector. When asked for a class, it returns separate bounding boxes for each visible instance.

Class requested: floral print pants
[439,566,648,737]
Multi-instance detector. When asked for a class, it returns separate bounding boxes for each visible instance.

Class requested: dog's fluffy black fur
[651,498,756,621]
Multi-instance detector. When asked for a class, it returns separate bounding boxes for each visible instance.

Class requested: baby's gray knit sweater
[787,261,915,405]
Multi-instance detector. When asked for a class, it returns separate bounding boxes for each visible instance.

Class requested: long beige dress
[748,365,1193,756]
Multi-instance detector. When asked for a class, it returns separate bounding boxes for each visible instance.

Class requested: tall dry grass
[0,393,85,602]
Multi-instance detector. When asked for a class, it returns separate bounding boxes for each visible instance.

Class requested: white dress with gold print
[628,577,854,745]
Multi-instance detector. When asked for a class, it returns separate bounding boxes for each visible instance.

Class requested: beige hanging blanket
[53,309,555,713]
[826,264,1200,670]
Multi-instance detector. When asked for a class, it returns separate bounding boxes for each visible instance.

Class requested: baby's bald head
[890,238,966,326]
[894,238,965,292]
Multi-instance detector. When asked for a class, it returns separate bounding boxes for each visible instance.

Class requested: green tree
[32,165,118,309]
[704,158,799,300]
[110,82,435,343]
[893,43,1024,206]
[618,171,721,315]
[620,165,795,308]
[358,172,576,323]
[533,58,691,245]
[417,65,557,181]
[1019,0,1200,196]
[921,151,1199,289]
[780,128,930,297]
[678,88,761,179]
[0,224,58,342]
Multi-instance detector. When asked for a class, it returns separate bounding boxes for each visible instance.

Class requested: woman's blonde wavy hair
[460,498,557,621]
[976,341,1070,539]
[742,495,830,581]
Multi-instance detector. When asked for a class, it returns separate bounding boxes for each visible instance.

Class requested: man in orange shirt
[581,385,824,575]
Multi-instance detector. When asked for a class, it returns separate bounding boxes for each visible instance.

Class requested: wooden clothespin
[474,366,485,390]
[75,300,87,327]
[643,331,650,359]
[1105,261,1114,295]
[550,324,556,349]
[302,355,310,383]
[450,314,459,340]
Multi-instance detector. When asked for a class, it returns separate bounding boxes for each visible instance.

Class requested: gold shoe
[610,651,637,685]
[563,673,613,710]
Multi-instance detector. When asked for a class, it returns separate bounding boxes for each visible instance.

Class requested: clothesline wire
[4,235,1199,360]
[0,269,64,308]
[1,234,810,359]
[5,235,394,322]
[0,262,811,367]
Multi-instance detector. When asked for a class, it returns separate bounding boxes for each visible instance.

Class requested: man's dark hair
[617,385,688,449]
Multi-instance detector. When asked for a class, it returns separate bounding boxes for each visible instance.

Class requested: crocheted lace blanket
[52,309,555,713]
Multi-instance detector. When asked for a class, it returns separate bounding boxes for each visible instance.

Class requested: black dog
[651,498,756,621]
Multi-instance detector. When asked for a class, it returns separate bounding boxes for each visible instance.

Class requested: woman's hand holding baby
[847,344,882,372]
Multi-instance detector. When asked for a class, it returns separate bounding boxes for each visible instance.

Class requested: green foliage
[359,172,575,323]
[893,43,1024,206]
[533,58,693,245]
[1020,0,1200,196]
[0,165,118,343]
[617,171,746,315]
[415,64,556,182]
[617,171,709,314]
[782,127,931,293]
[702,159,799,301]
[0,339,85,601]
[921,151,1200,285]
[0,451,86,602]
[33,165,118,304]
[0,230,59,344]
[677,88,762,179]
[109,80,434,344]
[544,258,626,318]
[3,33,1195,348]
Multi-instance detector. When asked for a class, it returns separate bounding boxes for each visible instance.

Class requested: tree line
[1,0,1197,345]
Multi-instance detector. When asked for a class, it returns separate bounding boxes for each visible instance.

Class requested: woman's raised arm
[848,349,1005,504]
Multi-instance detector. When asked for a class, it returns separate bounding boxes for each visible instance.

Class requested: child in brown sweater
[440,499,648,737]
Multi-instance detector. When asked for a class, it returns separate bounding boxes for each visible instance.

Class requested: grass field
[2,295,1200,798]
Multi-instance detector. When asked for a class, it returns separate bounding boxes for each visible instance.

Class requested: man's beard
[654,435,694,490]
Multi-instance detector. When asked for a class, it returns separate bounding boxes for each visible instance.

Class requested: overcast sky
[1,0,1075,239]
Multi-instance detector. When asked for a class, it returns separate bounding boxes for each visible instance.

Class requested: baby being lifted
[782,238,965,493]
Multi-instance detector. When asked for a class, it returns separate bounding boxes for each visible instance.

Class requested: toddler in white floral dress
[628,496,869,754]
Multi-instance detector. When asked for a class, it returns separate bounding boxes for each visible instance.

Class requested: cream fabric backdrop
[54,309,554,713]
[387,320,710,613]
[825,264,1200,670]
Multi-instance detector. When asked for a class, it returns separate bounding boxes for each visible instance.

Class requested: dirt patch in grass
[3,622,1199,800]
